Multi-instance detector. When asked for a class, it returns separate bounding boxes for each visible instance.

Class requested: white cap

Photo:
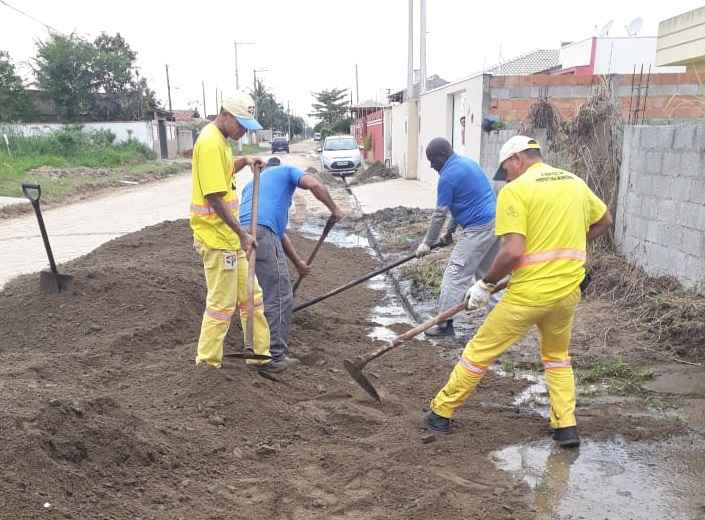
[221,91,263,131]
[494,135,541,180]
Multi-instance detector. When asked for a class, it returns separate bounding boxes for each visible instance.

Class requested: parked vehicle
[313,132,321,142]
[319,135,361,176]
[271,136,290,154]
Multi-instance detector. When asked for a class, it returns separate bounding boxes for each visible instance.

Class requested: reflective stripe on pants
[431,287,580,429]
[194,240,271,367]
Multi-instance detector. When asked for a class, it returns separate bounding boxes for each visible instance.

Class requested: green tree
[0,51,33,121]
[34,33,97,121]
[250,79,290,132]
[309,88,349,126]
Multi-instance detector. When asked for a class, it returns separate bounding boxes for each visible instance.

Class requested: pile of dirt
[28,166,114,179]
[587,251,705,362]
[346,161,399,186]
[0,220,687,519]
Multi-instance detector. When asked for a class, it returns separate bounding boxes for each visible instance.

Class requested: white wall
[594,37,685,74]
[4,121,155,148]
[560,38,593,68]
[416,73,486,184]
[390,103,408,178]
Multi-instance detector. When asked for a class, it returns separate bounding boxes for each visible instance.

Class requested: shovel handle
[245,164,262,350]
[292,215,337,295]
[21,183,41,203]
[358,279,510,365]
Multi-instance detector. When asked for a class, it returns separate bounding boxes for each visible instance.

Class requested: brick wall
[489,73,705,123]
[616,124,705,292]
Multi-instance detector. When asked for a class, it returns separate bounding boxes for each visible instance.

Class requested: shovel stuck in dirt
[344,282,508,401]
[22,183,74,294]
[224,164,272,362]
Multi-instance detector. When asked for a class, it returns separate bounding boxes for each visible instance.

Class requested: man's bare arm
[587,209,613,242]
[205,192,255,255]
[282,233,310,277]
[298,175,344,222]
[482,233,526,285]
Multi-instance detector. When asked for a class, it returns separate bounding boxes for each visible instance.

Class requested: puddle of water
[297,222,370,250]
[366,277,413,343]
[491,436,705,520]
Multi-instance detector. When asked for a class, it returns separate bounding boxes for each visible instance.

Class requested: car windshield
[274,138,286,143]
[324,138,357,151]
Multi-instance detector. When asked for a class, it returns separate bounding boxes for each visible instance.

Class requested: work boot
[553,426,580,448]
[257,356,300,374]
[424,320,455,338]
[423,410,451,434]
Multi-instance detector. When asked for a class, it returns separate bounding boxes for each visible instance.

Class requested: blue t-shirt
[240,165,306,238]
[437,153,496,227]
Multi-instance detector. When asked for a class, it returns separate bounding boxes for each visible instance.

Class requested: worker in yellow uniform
[424,136,613,448]
[190,91,271,369]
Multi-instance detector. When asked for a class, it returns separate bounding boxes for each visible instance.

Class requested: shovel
[293,242,447,313]
[224,164,271,361]
[21,183,74,294]
[344,281,508,402]
[292,215,337,295]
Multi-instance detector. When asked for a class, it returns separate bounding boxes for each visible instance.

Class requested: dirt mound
[0,219,687,519]
[347,161,399,186]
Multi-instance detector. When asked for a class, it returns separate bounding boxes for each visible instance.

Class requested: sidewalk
[350,177,436,213]
[0,174,192,289]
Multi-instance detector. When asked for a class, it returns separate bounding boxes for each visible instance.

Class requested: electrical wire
[0,0,62,34]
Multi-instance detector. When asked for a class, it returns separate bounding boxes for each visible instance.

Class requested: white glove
[464,280,494,310]
[416,242,431,258]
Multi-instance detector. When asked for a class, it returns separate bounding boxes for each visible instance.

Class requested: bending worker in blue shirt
[240,157,344,372]
[416,137,499,337]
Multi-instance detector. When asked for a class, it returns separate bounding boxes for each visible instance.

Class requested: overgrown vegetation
[577,358,654,395]
[0,126,169,202]
[402,259,445,299]
[518,78,705,363]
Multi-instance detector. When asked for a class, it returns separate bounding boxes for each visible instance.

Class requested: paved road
[0,141,329,289]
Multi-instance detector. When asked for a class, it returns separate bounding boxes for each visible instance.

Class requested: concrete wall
[593,37,685,74]
[657,6,705,68]
[616,124,705,291]
[3,120,190,159]
[479,129,516,181]
[390,103,408,178]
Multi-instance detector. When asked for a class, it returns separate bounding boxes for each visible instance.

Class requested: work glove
[416,242,431,258]
[464,280,494,310]
[438,232,454,247]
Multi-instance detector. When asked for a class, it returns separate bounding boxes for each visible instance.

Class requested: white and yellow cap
[494,135,541,180]
[221,91,263,131]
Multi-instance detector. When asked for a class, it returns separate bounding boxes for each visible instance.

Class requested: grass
[231,143,270,156]
[0,125,188,205]
[577,358,654,395]
[402,259,445,299]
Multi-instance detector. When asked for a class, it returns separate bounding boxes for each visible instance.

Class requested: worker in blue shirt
[415,137,499,337]
[240,157,344,372]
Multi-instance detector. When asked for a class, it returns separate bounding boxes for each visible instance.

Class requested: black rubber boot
[423,410,451,433]
[553,426,580,448]
[424,320,455,338]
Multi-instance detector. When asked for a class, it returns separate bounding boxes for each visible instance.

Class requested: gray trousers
[254,225,293,362]
[437,220,500,314]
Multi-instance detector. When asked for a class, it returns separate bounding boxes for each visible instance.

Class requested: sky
[0,0,699,123]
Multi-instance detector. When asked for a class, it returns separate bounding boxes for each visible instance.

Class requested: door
[157,120,168,159]
[451,91,466,154]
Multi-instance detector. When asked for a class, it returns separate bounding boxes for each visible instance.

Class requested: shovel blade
[39,270,74,294]
[343,359,381,402]
[223,352,272,360]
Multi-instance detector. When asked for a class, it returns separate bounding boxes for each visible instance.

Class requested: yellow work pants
[431,288,580,429]
[194,241,270,367]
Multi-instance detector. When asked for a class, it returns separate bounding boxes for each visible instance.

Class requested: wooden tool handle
[245,164,262,349]
[292,215,337,295]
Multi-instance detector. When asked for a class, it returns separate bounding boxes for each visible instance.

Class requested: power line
[0,0,62,34]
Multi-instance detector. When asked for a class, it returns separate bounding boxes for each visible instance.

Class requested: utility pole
[165,64,173,113]
[215,87,218,115]
[201,81,207,119]
[420,0,427,94]
[252,68,269,145]
[234,41,255,90]
[406,0,418,180]
[287,100,291,139]
[355,64,360,105]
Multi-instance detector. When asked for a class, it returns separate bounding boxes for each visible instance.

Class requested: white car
[320,136,361,176]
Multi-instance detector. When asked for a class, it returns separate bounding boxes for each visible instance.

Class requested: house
[656,6,705,72]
